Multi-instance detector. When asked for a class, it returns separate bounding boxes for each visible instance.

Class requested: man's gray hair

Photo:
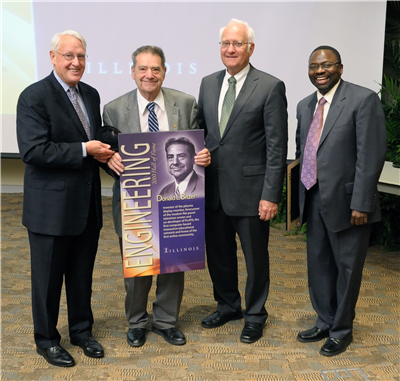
[50,30,87,52]
[219,18,255,51]
[131,45,166,68]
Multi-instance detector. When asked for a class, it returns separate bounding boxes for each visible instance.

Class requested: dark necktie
[219,76,236,136]
[301,97,327,190]
[69,86,91,139]
[147,102,159,132]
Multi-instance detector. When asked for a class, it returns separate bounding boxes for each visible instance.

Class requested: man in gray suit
[198,19,288,343]
[159,137,205,199]
[296,46,386,356]
[103,46,210,347]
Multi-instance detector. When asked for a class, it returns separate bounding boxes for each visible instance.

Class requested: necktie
[301,97,327,190]
[219,76,236,136]
[175,187,180,200]
[147,102,159,132]
[69,87,91,139]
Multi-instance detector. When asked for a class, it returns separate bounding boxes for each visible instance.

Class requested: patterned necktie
[175,187,180,200]
[301,97,327,190]
[219,76,236,136]
[147,102,159,132]
[69,87,91,139]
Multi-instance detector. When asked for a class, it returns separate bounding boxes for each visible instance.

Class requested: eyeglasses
[54,51,88,61]
[309,62,340,71]
[219,41,251,49]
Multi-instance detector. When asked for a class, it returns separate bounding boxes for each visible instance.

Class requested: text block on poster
[119,130,205,278]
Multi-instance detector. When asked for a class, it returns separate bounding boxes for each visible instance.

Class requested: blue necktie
[147,102,159,132]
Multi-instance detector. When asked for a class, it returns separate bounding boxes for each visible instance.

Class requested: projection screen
[1,1,387,158]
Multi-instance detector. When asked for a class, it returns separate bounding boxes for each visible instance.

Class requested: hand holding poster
[119,130,205,278]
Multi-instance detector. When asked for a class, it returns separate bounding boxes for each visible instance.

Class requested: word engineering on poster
[119,130,205,278]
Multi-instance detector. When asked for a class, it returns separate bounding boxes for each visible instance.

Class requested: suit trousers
[118,238,184,330]
[29,195,100,349]
[205,204,270,323]
[305,183,370,339]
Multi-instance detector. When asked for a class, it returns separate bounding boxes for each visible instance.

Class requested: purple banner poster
[119,130,205,278]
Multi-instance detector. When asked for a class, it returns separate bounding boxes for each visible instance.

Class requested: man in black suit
[17,30,114,367]
[159,137,205,199]
[296,46,387,356]
[198,18,288,343]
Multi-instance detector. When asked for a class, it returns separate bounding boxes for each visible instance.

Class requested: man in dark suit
[16,30,114,367]
[159,137,205,199]
[296,46,387,356]
[103,45,210,347]
[198,19,288,343]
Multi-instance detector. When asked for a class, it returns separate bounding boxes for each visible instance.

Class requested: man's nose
[227,43,236,53]
[71,55,80,65]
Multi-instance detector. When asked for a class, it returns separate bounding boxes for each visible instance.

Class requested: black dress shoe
[152,326,186,345]
[127,328,146,347]
[71,336,104,358]
[201,310,243,328]
[240,322,264,343]
[297,327,329,343]
[320,335,353,356]
[36,345,75,367]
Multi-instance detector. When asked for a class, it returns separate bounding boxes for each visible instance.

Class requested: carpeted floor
[1,193,399,380]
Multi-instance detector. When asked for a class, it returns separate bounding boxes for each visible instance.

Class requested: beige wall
[1,158,114,195]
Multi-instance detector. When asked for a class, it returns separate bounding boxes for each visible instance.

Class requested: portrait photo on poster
[118,130,205,278]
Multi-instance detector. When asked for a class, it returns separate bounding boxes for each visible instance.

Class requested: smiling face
[166,143,194,183]
[220,23,254,76]
[132,52,166,101]
[50,35,86,86]
[308,49,343,95]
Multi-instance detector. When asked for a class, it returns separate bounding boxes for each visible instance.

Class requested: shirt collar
[137,89,165,115]
[176,170,194,192]
[53,70,80,93]
[317,79,341,104]
[224,63,250,82]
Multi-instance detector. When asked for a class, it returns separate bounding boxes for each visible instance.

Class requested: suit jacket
[17,72,103,236]
[159,170,205,198]
[103,87,198,236]
[296,80,387,232]
[198,64,288,216]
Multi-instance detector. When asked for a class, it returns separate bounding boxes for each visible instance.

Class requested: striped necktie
[147,102,159,132]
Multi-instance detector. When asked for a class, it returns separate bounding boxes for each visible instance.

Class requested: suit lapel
[163,89,180,131]
[125,90,141,133]
[79,83,96,138]
[49,73,89,140]
[319,81,346,147]
[210,71,225,136]
[303,94,317,143]
[186,171,198,193]
[221,66,258,138]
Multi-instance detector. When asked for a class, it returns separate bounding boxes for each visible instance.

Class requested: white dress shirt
[218,64,250,123]
[137,90,169,132]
